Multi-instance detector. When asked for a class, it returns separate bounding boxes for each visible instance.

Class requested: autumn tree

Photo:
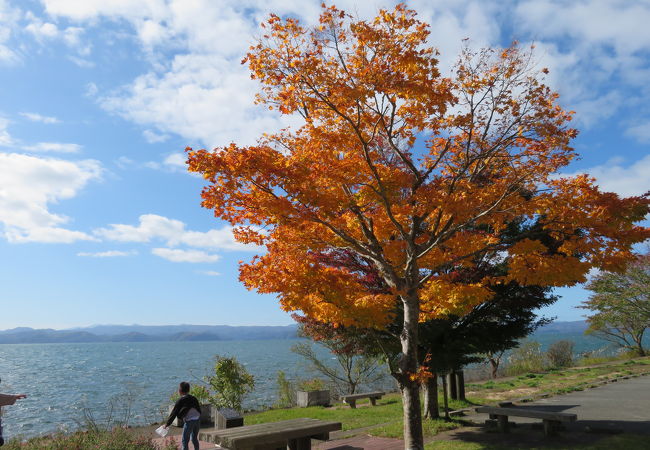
[581,252,650,356]
[187,5,650,448]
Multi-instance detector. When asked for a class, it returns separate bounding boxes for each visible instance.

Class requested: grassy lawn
[246,392,471,438]
[465,357,650,403]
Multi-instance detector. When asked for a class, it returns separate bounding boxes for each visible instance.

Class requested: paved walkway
[469,375,650,434]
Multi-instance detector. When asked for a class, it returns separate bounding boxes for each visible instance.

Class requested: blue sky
[0,0,648,330]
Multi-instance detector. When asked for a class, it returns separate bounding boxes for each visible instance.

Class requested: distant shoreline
[0,324,299,344]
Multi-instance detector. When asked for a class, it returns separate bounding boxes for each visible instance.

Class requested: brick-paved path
[152,434,215,449]
[153,434,405,449]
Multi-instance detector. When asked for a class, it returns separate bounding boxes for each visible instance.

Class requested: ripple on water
[0,340,393,439]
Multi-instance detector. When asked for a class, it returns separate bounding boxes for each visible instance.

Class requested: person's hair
[179,381,190,394]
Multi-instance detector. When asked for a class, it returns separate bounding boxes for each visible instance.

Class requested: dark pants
[181,419,200,450]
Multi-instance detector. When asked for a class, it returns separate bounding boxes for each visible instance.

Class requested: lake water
[0,334,620,440]
[0,339,359,440]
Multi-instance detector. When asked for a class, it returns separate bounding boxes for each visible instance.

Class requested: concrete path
[469,375,650,434]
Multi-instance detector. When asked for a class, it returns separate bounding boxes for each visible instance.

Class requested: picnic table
[476,406,577,436]
[198,417,341,450]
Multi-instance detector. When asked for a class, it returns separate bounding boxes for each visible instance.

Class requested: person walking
[0,391,27,446]
[163,381,201,450]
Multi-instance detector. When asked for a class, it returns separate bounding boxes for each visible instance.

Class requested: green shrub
[274,370,296,408]
[206,355,255,411]
[506,341,546,375]
[170,384,211,404]
[547,340,574,368]
[297,377,327,391]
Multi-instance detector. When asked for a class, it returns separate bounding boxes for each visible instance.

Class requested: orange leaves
[188,4,649,333]
[419,278,492,321]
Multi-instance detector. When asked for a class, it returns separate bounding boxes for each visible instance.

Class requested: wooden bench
[476,406,577,436]
[198,418,341,450]
[341,391,385,409]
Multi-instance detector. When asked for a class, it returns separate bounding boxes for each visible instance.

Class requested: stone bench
[476,406,577,436]
[199,417,341,450]
[340,391,385,409]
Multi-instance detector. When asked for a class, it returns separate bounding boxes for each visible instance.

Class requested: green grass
[246,392,472,434]
[465,357,650,403]
[369,417,463,439]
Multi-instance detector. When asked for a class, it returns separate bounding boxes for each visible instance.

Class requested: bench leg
[369,397,377,406]
[497,415,509,433]
[543,420,560,437]
[287,437,311,450]
[348,399,356,409]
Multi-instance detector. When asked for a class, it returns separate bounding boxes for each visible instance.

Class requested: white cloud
[200,270,221,276]
[24,12,92,56]
[23,142,82,153]
[0,152,102,243]
[162,152,185,169]
[85,82,98,97]
[95,213,253,251]
[0,117,13,146]
[40,0,650,146]
[77,250,137,257]
[20,112,61,124]
[0,0,20,65]
[142,129,168,143]
[68,55,95,68]
[625,121,650,143]
[152,247,220,263]
[562,155,650,197]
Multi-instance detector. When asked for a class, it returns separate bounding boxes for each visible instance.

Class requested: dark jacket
[166,394,202,427]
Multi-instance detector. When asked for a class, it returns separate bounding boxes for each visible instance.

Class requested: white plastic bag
[155,425,169,438]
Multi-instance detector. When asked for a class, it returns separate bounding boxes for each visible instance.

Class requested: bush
[4,428,176,450]
[506,341,546,375]
[297,377,327,391]
[274,370,296,408]
[170,384,211,404]
[547,340,574,368]
[205,355,255,411]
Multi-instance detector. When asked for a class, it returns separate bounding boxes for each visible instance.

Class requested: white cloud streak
[562,155,650,197]
[20,112,61,124]
[95,213,254,251]
[77,250,137,257]
[23,142,82,153]
[152,247,220,263]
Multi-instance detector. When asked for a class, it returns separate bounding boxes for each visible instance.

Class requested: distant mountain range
[0,320,588,345]
[0,324,299,344]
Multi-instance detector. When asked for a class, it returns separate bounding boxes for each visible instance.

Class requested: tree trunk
[456,371,466,402]
[489,358,499,379]
[399,294,424,449]
[446,373,458,400]
[441,372,450,420]
[423,373,439,419]
[634,333,646,356]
